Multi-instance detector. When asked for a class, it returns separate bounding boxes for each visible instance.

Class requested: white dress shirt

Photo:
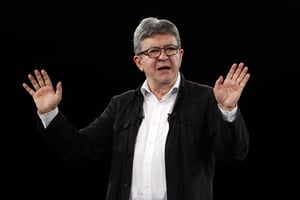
[129,75,180,200]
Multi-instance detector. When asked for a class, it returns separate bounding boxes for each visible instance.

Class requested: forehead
[141,33,177,49]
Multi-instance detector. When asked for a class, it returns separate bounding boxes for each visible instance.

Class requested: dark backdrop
[2,1,299,199]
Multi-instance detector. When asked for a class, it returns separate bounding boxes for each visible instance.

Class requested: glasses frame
[138,45,180,58]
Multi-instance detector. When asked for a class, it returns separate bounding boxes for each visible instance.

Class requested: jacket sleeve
[38,103,114,163]
[211,106,250,163]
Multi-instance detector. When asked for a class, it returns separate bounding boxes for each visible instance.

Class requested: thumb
[214,75,223,89]
[56,81,63,97]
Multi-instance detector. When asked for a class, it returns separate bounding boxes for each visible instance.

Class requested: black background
[2,1,299,199]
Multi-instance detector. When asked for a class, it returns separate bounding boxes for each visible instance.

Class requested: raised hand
[213,62,250,111]
[22,69,62,114]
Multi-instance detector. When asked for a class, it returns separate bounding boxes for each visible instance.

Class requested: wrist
[218,104,236,111]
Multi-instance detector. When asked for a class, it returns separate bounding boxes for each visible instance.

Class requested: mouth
[157,66,171,71]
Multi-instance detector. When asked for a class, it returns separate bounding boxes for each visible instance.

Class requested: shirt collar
[141,72,181,98]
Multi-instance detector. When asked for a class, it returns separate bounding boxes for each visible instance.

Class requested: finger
[231,62,244,81]
[41,69,54,88]
[239,73,250,88]
[22,83,35,96]
[225,63,238,80]
[236,66,249,85]
[34,69,45,87]
[28,72,40,91]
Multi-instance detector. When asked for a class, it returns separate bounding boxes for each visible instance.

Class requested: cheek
[141,59,156,69]
[173,56,183,67]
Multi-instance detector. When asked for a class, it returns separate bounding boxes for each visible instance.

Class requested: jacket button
[123,183,129,187]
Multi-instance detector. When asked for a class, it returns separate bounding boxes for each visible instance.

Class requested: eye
[148,48,160,54]
[166,47,177,51]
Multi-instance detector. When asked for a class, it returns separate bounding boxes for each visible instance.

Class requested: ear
[133,55,144,72]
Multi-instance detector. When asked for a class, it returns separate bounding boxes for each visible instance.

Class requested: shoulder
[182,79,214,97]
[180,72,213,92]
[110,88,143,106]
[185,80,212,90]
[177,75,216,105]
[112,89,139,100]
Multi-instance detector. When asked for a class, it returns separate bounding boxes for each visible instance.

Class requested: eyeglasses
[138,46,180,58]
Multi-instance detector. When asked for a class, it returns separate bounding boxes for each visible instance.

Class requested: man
[23,17,250,200]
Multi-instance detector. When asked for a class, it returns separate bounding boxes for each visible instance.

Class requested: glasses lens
[140,46,179,58]
[148,48,161,57]
[165,47,178,56]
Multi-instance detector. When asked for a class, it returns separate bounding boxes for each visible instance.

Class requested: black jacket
[40,73,249,200]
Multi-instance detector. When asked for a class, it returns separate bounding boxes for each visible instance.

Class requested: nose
[158,49,169,59]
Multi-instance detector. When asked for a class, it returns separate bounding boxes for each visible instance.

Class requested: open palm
[213,63,250,111]
[22,69,62,114]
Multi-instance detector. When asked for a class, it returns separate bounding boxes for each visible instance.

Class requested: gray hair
[133,17,181,55]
